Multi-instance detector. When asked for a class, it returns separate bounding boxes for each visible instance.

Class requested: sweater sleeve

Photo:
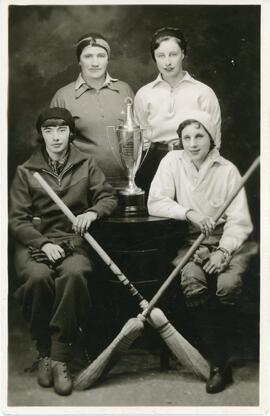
[9,167,52,249]
[147,155,188,220]
[86,158,118,218]
[50,88,65,108]
[219,165,253,253]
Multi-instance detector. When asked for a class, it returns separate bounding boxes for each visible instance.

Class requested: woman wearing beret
[9,107,117,396]
[51,33,134,189]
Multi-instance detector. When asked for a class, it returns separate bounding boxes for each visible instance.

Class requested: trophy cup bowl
[107,97,149,216]
[115,125,146,215]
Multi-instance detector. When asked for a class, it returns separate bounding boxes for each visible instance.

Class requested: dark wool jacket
[9,144,118,249]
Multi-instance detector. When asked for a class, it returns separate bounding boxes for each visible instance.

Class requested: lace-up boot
[37,356,53,387]
[52,360,73,396]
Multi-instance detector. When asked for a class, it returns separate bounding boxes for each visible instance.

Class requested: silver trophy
[107,97,149,216]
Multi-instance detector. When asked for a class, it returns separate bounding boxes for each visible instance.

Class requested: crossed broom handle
[34,155,259,389]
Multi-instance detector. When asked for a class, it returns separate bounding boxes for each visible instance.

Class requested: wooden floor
[6,298,261,410]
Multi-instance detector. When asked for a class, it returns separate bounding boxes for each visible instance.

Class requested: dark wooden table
[89,215,188,366]
[93,214,187,289]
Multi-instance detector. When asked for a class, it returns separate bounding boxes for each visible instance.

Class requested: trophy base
[116,191,148,217]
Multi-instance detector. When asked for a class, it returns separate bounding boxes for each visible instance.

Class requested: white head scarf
[177,110,218,147]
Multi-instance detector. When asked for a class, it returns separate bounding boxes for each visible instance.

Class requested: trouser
[136,141,181,199]
[14,236,94,362]
[176,241,258,366]
[136,145,168,199]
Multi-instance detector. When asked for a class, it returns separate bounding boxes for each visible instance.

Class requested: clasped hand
[72,211,98,236]
[41,243,66,263]
[41,211,97,262]
[203,250,224,274]
[186,210,216,237]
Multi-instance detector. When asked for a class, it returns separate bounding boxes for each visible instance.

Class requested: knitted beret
[36,107,75,133]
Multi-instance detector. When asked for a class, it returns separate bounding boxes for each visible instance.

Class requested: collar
[178,149,229,190]
[179,148,228,167]
[43,147,69,165]
[151,71,196,88]
[75,72,119,98]
[44,148,70,176]
[24,143,89,171]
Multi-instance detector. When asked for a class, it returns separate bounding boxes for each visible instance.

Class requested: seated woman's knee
[57,254,93,282]
[180,261,209,303]
[23,263,53,287]
[216,273,242,304]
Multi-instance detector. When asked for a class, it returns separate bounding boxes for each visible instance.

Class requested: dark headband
[150,26,187,60]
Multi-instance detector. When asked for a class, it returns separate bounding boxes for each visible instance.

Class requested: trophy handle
[137,127,152,170]
[106,125,125,170]
[138,145,150,170]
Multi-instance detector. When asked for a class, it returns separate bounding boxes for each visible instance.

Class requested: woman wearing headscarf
[148,110,258,393]
[51,33,134,189]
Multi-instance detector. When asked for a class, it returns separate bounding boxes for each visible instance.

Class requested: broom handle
[33,172,148,309]
[141,155,260,318]
[34,155,259,318]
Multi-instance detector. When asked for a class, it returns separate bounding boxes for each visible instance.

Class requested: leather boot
[206,364,233,393]
[52,360,73,396]
[37,356,53,387]
[188,301,227,362]
[188,300,233,392]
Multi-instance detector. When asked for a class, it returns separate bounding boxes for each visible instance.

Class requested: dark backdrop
[8,4,260,232]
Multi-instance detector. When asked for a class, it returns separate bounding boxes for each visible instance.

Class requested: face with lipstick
[154,37,185,84]
[151,27,187,86]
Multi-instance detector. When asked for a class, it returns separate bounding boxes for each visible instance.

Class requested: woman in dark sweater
[9,107,117,396]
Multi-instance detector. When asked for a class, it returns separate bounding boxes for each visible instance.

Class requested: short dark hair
[76,32,109,61]
[176,119,215,150]
[150,27,187,61]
